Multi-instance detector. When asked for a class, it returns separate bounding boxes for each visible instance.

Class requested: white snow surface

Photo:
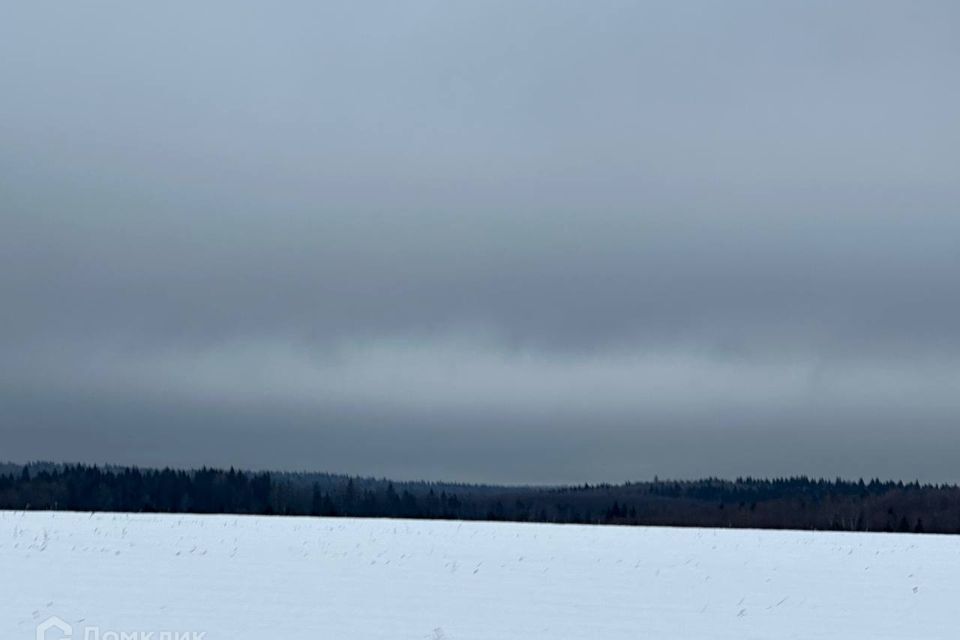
[2,510,956,639]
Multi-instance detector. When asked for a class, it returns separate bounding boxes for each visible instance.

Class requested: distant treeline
[2,462,959,534]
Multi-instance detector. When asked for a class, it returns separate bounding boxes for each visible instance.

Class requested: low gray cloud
[2,1,959,482]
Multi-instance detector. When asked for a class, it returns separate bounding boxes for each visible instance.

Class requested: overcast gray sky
[2,1,960,483]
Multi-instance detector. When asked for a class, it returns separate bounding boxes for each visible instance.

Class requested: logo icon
[36,616,72,640]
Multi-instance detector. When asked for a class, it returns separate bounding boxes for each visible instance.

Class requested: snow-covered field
[2,511,956,639]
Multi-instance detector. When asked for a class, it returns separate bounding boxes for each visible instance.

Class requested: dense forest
[2,462,958,534]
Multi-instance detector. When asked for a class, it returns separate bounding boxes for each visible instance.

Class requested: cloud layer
[2,1,959,482]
